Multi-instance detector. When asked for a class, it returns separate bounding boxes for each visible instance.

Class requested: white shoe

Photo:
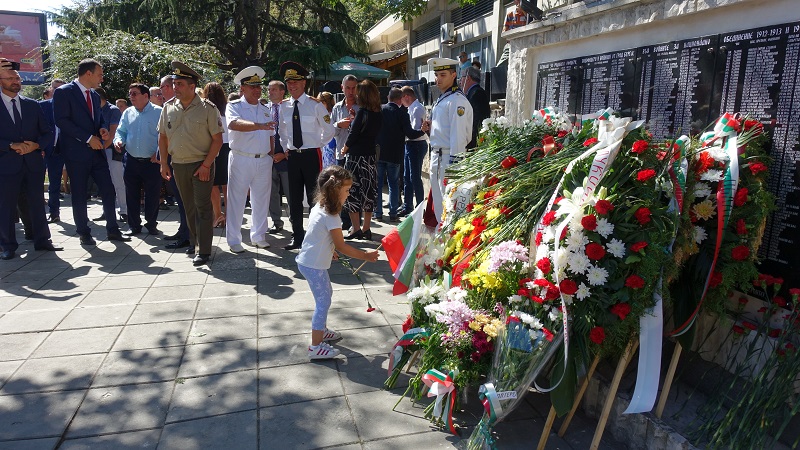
[253,240,270,249]
[229,243,245,253]
[322,328,342,341]
[308,342,340,359]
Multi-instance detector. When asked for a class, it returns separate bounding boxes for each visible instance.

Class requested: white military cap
[234,66,266,86]
[427,57,459,71]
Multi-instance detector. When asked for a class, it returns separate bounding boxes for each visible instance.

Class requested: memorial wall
[534,20,800,284]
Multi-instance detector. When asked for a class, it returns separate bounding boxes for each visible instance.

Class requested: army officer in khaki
[158,61,223,266]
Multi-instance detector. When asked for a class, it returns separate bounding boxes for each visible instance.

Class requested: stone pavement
[0,196,625,450]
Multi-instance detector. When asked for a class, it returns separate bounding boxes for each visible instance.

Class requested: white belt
[231,149,271,158]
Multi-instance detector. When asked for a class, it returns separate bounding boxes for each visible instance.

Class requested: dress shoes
[344,230,363,241]
[165,239,190,249]
[107,233,132,242]
[147,227,160,235]
[80,235,96,246]
[119,214,128,223]
[125,228,143,236]
[267,225,283,234]
[34,242,63,251]
[93,213,106,221]
[192,254,210,266]
[0,250,15,260]
[48,215,60,223]
[164,233,181,241]
[185,247,196,256]
[24,232,33,241]
[283,238,302,250]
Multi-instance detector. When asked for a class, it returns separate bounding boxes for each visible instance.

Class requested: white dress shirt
[278,93,335,150]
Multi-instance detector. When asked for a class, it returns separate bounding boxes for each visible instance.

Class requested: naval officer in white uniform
[225,66,275,252]
[422,57,473,223]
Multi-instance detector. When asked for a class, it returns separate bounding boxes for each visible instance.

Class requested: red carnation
[773,277,784,287]
[589,326,606,344]
[501,206,513,216]
[744,119,763,133]
[518,277,532,286]
[696,152,715,173]
[535,232,543,246]
[542,210,557,226]
[789,288,800,299]
[542,327,554,342]
[557,130,569,138]
[709,271,723,288]
[472,216,485,227]
[554,196,564,205]
[584,137,599,147]
[736,219,747,235]
[732,324,746,335]
[366,307,376,312]
[466,203,474,212]
[594,199,614,215]
[488,176,500,186]
[768,328,781,338]
[734,188,748,207]
[610,303,632,320]
[732,245,750,261]
[625,274,645,289]
[774,296,788,308]
[748,162,768,175]
[534,279,553,288]
[585,242,606,260]
[559,279,578,296]
[517,288,530,297]
[530,295,544,304]
[637,169,656,182]
[630,241,648,252]
[501,156,518,169]
[634,207,652,225]
[742,321,757,331]
[631,140,648,154]
[545,286,561,301]
[581,214,598,231]
[536,257,552,274]
[738,297,749,306]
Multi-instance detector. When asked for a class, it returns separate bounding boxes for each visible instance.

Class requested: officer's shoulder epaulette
[199,97,218,108]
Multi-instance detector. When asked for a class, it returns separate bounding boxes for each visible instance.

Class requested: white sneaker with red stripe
[322,328,342,342]
[308,342,340,359]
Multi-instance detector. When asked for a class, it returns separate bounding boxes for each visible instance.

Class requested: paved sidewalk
[0,197,624,449]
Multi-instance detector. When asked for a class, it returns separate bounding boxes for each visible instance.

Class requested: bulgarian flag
[382,201,428,295]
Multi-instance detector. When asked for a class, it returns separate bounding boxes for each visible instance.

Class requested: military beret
[280,61,309,81]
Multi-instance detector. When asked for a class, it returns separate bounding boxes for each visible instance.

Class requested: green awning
[320,56,391,80]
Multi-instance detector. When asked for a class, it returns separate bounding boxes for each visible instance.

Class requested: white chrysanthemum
[536,245,551,260]
[566,231,588,250]
[586,265,610,286]
[549,309,561,321]
[508,294,524,304]
[693,226,708,244]
[512,311,543,329]
[555,250,569,273]
[700,169,724,182]
[706,146,729,162]
[595,218,614,239]
[542,227,555,243]
[567,252,591,275]
[423,302,445,317]
[606,238,626,259]
[569,213,584,232]
[480,117,496,134]
[496,116,511,128]
[694,182,712,199]
[525,280,536,290]
[446,286,468,303]
[576,283,591,301]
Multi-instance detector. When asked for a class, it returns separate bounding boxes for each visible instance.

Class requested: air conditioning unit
[441,23,456,45]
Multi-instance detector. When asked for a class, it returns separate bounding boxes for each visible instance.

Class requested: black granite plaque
[535,58,581,114]
[578,49,638,118]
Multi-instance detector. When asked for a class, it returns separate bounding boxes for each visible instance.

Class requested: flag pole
[353,243,383,275]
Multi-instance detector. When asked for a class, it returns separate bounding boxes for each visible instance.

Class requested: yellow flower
[485,208,501,221]
[472,204,483,211]
[483,321,500,339]
[693,200,716,221]
[469,321,481,331]
[482,227,500,240]
[474,313,490,324]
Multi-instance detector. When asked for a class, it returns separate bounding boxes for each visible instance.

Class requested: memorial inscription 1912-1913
[534,20,800,284]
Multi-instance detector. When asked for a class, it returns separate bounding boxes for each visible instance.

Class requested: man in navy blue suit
[53,58,131,245]
[0,59,61,260]
[40,78,67,223]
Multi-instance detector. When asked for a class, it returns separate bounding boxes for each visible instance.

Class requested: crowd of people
[1,55,491,358]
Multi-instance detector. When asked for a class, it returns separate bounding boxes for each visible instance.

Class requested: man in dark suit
[375,88,425,221]
[53,58,130,245]
[40,78,67,223]
[0,59,61,260]
[461,66,491,149]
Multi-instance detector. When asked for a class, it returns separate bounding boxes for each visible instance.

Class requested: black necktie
[292,100,303,149]
[273,105,283,153]
[11,98,22,134]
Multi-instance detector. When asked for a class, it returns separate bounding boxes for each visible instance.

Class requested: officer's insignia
[173,68,180,75]
[323,114,331,124]
[457,106,465,117]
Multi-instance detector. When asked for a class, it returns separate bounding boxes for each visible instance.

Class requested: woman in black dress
[342,80,383,241]
[202,83,230,228]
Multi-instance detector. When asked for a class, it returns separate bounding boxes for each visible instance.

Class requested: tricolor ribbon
[526,135,557,161]
[476,382,503,449]
[668,135,689,212]
[387,327,429,374]
[422,369,459,435]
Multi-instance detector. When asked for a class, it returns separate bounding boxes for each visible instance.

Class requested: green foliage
[43,30,229,101]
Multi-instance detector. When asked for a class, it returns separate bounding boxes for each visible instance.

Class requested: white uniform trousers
[429,147,451,223]
[225,151,273,246]
[104,148,127,214]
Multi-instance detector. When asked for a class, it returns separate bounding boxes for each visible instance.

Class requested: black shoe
[0,250,15,260]
[147,227,160,235]
[48,215,60,223]
[164,233,181,241]
[93,214,106,221]
[344,230,363,241]
[80,235,96,246]
[185,247,196,256]
[192,254,210,266]
[59,193,65,199]
[34,242,63,251]
[119,214,128,223]
[374,215,384,221]
[267,225,283,234]
[397,208,410,217]
[107,233,132,242]
[283,238,302,250]
[24,233,33,241]
[125,228,143,236]
[363,229,372,241]
[165,239,190,249]
[389,216,399,222]
[159,203,170,210]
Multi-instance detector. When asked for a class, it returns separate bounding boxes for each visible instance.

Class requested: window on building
[451,0,494,27]
[413,19,441,46]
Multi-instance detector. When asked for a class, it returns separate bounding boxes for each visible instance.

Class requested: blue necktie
[11,98,22,135]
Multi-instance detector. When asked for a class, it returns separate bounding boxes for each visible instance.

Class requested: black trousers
[123,155,161,230]
[287,149,321,240]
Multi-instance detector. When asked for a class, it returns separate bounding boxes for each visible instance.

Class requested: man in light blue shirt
[114,83,162,236]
